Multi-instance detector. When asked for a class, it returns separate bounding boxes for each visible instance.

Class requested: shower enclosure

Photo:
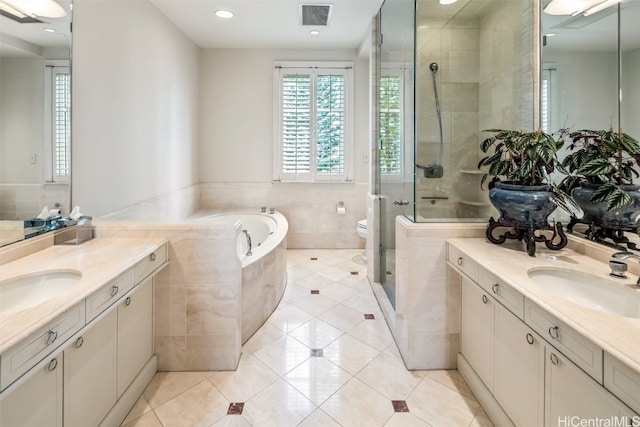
[376,0,536,307]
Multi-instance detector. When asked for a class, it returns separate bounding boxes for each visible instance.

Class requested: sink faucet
[612,252,640,285]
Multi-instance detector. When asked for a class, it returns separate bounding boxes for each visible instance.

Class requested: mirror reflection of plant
[558,129,640,210]
[478,128,582,217]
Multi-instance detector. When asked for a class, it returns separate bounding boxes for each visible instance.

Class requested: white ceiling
[149,0,384,50]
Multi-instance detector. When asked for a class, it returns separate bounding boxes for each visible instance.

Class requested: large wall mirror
[541,0,640,248]
[0,0,72,246]
[541,0,640,135]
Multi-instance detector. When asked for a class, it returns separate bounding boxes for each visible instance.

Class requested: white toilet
[356,219,367,261]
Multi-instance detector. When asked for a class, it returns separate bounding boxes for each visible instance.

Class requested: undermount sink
[527,268,640,318]
[0,270,82,318]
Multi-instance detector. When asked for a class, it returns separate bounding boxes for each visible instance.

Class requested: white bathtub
[195,209,288,342]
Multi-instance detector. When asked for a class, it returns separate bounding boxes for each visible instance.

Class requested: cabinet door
[117,277,153,397]
[461,276,494,391]
[64,309,117,427]
[495,303,544,427]
[0,356,63,427]
[546,348,635,425]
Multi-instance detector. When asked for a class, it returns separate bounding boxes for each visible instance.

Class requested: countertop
[447,238,640,376]
[0,237,168,354]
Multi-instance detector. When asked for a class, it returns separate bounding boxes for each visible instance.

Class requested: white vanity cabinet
[0,355,63,427]
[0,241,168,427]
[461,276,495,391]
[64,309,118,427]
[546,348,635,424]
[450,243,639,426]
[461,275,543,426]
[494,302,544,427]
[117,277,153,397]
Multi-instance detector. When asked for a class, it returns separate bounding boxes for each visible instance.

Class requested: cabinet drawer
[604,353,640,414]
[448,244,478,282]
[134,244,167,283]
[479,269,524,319]
[86,269,134,321]
[525,299,603,383]
[1,303,85,391]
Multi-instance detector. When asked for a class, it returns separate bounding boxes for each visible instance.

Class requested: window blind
[54,70,71,178]
[379,75,402,175]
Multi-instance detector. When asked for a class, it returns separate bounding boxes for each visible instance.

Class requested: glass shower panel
[414,0,535,222]
[378,0,416,308]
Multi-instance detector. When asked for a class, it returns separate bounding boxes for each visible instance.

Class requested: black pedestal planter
[486,182,568,256]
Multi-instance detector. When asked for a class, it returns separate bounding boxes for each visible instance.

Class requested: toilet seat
[357,219,367,239]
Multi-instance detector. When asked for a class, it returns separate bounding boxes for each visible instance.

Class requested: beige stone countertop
[447,238,640,376]
[0,237,168,354]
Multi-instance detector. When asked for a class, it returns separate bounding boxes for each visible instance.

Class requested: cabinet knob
[548,326,559,340]
[550,353,559,365]
[482,295,488,304]
[457,257,463,266]
[47,358,58,372]
[125,296,132,306]
[74,336,84,348]
[46,330,58,346]
[526,333,535,345]
[111,285,119,297]
[150,252,156,261]
[492,283,499,294]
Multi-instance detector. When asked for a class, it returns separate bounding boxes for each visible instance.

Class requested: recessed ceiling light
[44,27,56,33]
[310,30,320,36]
[215,9,233,19]
[439,0,458,4]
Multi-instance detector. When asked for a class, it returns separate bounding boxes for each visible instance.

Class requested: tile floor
[121,249,492,427]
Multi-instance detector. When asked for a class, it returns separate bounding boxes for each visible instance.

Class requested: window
[379,74,402,176]
[273,62,354,181]
[45,63,71,182]
[541,63,558,134]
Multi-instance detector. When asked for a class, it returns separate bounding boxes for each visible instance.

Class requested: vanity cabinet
[494,302,544,427]
[461,276,495,391]
[117,277,153,397]
[0,355,63,427]
[461,275,543,426]
[546,348,635,424]
[451,244,639,426]
[0,242,168,427]
[64,309,118,427]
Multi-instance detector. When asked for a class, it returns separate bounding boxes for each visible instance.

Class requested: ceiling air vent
[300,4,333,26]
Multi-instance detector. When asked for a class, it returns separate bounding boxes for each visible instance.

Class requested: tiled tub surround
[373,217,485,370]
[94,210,288,372]
[447,238,640,424]
[0,237,168,425]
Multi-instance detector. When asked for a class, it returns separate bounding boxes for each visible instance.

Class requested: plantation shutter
[54,69,71,180]
[315,73,345,175]
[275,64,352,182]
[379,75,402,175]
[282,74,311,174]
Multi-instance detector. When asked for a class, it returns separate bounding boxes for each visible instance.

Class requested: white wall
[543,51,618,131]
[199,48,370,184]
[622,48,640,139]
[0,58,44,184]
[72,0,200,217]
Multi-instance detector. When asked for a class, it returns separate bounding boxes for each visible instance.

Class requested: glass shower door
[378,0,415,308]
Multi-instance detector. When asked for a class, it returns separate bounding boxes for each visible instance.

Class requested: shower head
[429,62,438,73]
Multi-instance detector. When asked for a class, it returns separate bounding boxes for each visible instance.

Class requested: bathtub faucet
[242,229,252,256]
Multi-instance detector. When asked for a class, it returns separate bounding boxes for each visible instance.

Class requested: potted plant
[558,129,640,231]
[478,128,581,255]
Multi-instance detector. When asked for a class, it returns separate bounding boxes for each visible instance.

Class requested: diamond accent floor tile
[227,402,244,415]
[392,400,409,412]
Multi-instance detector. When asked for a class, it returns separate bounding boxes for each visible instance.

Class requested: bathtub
[195,209,288,343]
